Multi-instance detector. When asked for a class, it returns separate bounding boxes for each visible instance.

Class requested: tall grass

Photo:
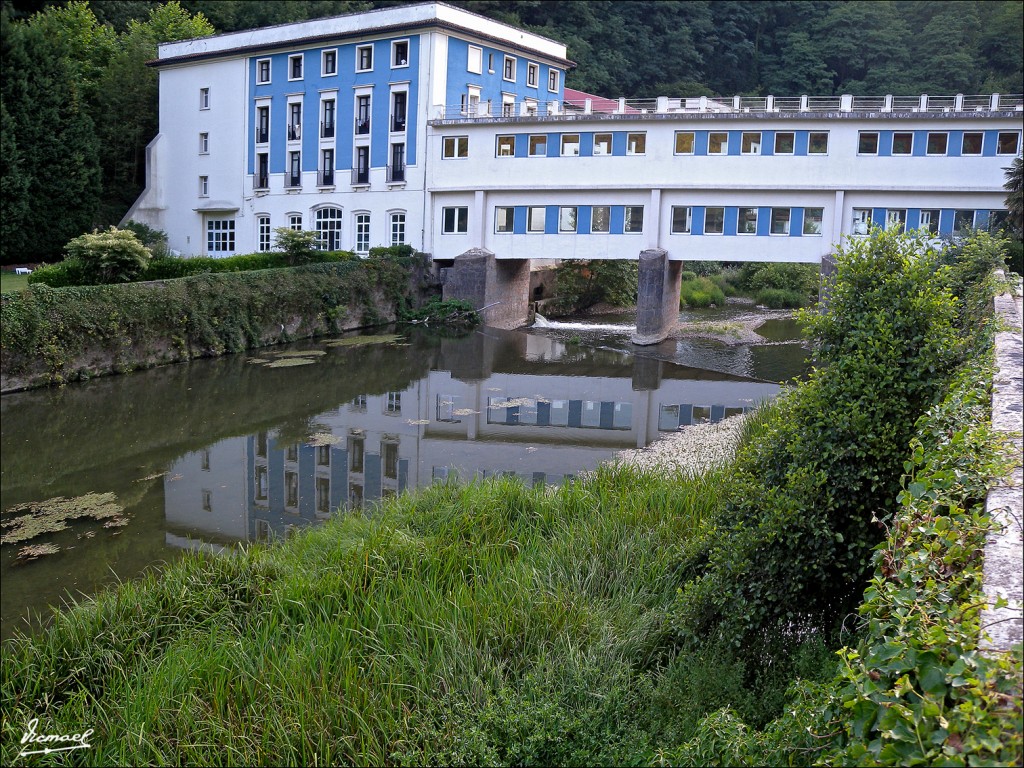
[1,464,727,766]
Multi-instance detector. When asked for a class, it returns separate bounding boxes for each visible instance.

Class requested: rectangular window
[704,207,725,234]
[199,132,209,154]
[286,443,298,462]
[626,132,646,155]
[256,105,269,143]
[670,206,692,234]
[390,212,405,245]
[382,442,399,480]
[560,134,580,156]
[353,144,369,183]
[988,210,1008,233]
[548,70,559,91]
[495,206,514,233]
[392,40,409,67]
[256,431,268,457]
[591,206,610,233]
[741,132,761,155]
[527,206,545,233]
[442,206,468,234]
[919,209,939,235]
[624,206,643,233]
[892,132,913,155]
[737,207,757,235]
[321,99,335,138]
[467,45,482,74]
[285,471,298,508]
[808,132,829,154]
[288,151,301,186]
[202,489,212,512]
[961,132,983,155]
[257,215,271,252]
[254,465,268,501]
[257,58,271,84]
[852,208,871,235]
[674,131,695,155]
[559,206,577,233]
[319,148,335,185]
[886,208,907,233]
[528,134,547,156]
[496,135,516,157]
[391,91,407,131]
[803,207,824,235]
[527,62,539,87]
[997,131,1020,155]
[322,49,336,76]
[355,213,370,253]
[708,132,727,154]
[593,133,612,156]
[288,54,303,80]
[770,207,791,235]
[199,87,210,110]
[356,44,373,72]
[858,132,879,154]
[289,214,302,231]
[349,435,365,472]
[487,53,494,72]
[199,175,209,197]
[355,94,371,134]
[953,209,975,234]
[443,136,469,158]
[501,93,515,116]
[385,392,402,414]
[206,219,235,252]
[255,153,269,189]
[315,476,331,515]
[201,449,210,471]
[926,132,948,155]
[774,132,795,154]
[503,55,516,81]
[288,102,302,141]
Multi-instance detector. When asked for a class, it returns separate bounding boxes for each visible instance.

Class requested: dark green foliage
[755,287,804,308]
[679,277,726,308]
[121,219,168,255]
[552,259,638,312]
[368,244,415,259]
[398,298,479,328]
[272,227,320,265]
[1004,155,1023,238]
[25,259,89,289]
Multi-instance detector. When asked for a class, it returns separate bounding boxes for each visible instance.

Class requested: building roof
[563,87,642,114]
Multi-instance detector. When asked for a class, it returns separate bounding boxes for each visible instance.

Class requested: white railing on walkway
[432,93,1024,122]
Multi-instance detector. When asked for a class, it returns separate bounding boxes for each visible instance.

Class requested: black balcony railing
[287,124,301,141]
[391,116,406,132]
[256,129,269,144]
[386,164,405,183]
[320,120,335,139]
[355,118,370,135]
[351,168,369,185]
[254,173,269,190]
[318,169,335,186]
[286,174,301,188]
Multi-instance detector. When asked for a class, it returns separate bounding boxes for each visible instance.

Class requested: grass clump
[679,276,726,308]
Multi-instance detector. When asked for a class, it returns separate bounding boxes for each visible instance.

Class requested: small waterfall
[532,314,636,332]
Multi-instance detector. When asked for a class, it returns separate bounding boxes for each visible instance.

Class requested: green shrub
[369,244,414,259]
[27,258,88,288]
[679,277,725,308]
[679,270,698,282]
[64,227,152,284]
[122,220,169,257]
[755,287,804,308]
[687,260,723,276]
[273,227,320,266]
[1004,238,1023,276]
[552,259,638,311]
[744,262,819,297]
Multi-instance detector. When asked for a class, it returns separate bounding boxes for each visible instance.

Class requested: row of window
[464,44,560,91]
[252,142,407,190]
[439,129,1022,160]
[254,91,408,145]
[249,209,407,254]
[255,40,410,85]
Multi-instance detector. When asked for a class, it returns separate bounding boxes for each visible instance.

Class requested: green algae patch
[15,542,61,562]
[272,350,327,358]
[324,334,402,348]
[264,357,318,368]
[1,492,126,545]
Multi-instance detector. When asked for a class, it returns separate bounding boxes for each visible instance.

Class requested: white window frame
[443,136,469,159]
[527,206,545,233]
[886,208,907,233]
[670,206,692,234]
[389,211,406,245]
[206,218,235,253]
[926,132,948,156]
[626,132,646,155]
[852,208,872,235]
[315,206,343,250]
[919,209,939,235]
[199,176,209,197]
[199,87,210,110]
[528,134,547,157]
[891,132,913,156]
[803,207,824,236]
[560,134,580,157]
[770,207,792,235]
[467,44,482,74]
[356,44,373,72]
[391,39,409,68]
[487,52,495,73]
[774,132,795,155]
[624,206,644,233]
[953,209,976,235]
[199,132,209,154]
[257,214,271,252]
[494,206,514,233]
[737,207,758,235]
[354,212,371,254]
[256,58,271,84]
[559,206,577,233]
[674,131,695,155]
[704,207,725,235]
[741,132,761,155]
[322,49,337,77]
[503,55,516,82]
[496,135,516,157]
[442,206,468,234]
[288,54,303,81]
[961,132,983,156]
[288,213,303,231]
[548,69,559,92]
[593,133,612,157]
[997,131,1020,155]
[708,132,727,155]
[526,62,539,88]
[808,131,829,155]
[591,205,610,234]
[858,131,879,155]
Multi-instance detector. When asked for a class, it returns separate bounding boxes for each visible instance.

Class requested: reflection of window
[285,471,298,508]
[953,210,975,235]
[436,394,460,422]
[385,392,402,414]
[317,445,330,467]
[591,206,610,233]
[528,206,546,233]
[671,206,692,234]
[808,132,828,154]
[559,207,577,232]
[741,132,761,154]
[612,401,632,429]
[201,449,210,471]
[708,132,727,154]
[495,207,514,233]
[774,132,795,154]
[255,465,268,502]
[858,132,879,154]
[316,477,331,515]
[803,207,824,235]
[581,400,601,428]
[738,207,757,235]
[382,442,399,480]
[433,466,452,482]
[350,395,367,411]
[692,406,711,424]
[961,132,983,155]
[770,208,791,235]
[886,209,907,233]
[593,133,612,156]
[919,209,939,235]
[286,444,298,462]
[549,400,569,426]
[852,208,872,235]
[624,206,644,233]
[255,519,270,541]
[704,207,725,234]
[659,404,680,431]
[349,483,363,508]
[202,489,212,511]
[674,131,695,154]
[725,406,744,419]
[349,436,365,472]
[256,431,268,457]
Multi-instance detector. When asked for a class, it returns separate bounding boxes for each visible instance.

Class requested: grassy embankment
[1,230,1020,765]
[0,272,29,294]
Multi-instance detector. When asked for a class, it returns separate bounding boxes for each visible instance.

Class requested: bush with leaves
[64,226,152,284]
[273,227,321,266]
[551,259,638,312]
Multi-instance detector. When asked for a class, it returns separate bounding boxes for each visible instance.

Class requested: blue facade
[445,36,564,112]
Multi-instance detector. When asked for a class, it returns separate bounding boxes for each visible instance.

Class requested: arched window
[315,207,343,250]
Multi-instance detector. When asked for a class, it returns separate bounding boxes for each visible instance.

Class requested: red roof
[563,87,642,113]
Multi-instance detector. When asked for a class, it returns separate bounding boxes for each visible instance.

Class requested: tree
[64,226,152,284]
[1004,155,1024,239]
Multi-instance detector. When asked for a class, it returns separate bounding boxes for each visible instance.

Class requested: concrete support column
[631,248,681,346]
[442,248,531,330]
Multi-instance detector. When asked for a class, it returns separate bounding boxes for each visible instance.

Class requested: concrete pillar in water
[819,253,838,308]
[631,248,682,345]
[442,248,531,330]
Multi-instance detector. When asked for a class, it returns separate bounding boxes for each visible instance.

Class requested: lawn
[0,272,30,293]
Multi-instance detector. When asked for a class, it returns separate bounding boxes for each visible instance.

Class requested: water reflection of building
[163,347,779,548]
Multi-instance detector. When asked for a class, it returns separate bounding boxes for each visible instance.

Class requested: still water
[0,310,808,639]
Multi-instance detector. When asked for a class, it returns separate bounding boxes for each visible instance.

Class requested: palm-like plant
[1004,155,1023,238]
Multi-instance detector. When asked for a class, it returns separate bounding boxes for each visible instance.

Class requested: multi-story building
[125,2,1022,339]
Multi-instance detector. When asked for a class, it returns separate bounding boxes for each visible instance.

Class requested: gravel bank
[614,413,748,474]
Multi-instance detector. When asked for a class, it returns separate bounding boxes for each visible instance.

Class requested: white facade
[126,2,1022,264]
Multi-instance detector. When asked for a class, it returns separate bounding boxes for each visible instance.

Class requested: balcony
[386,164,405,183]
[355,118,370,135]
[286,174,301,188]
[254,173,269,190]
[287,124,301,141]
[317,169,335,186]
[391,116,406,132]
[255,128,269,144]
[351,168,369,185]
[320,120,335,139]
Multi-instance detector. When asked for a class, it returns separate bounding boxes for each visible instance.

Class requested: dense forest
[2,0,1022,263]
